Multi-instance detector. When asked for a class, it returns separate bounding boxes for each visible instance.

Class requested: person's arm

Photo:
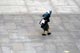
[49,11,52,15]
[46,19,50,22]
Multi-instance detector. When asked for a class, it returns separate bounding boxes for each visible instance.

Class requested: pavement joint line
[73,0,80,8]
[23,0,30,13]
[72,0,80,13]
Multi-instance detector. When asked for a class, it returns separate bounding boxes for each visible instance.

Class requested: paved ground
[0,0,80,14]
[0,0,80,53]
[0,14,80,53]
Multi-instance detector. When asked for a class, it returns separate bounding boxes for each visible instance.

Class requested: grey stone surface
[0,14,80,53]
[0,0,25,5]
[0,0,80,14]
[0,0,80,53]
[1,46,12,53]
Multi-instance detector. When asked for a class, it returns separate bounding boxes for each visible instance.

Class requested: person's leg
[47,30,51,35]
[42,25,47,36]
[47,25,51,35]
[42,30,47,36]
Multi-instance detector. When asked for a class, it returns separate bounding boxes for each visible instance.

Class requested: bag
[39,19,46,28]
[39,19,45,25]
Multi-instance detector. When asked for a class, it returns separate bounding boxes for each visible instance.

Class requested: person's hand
[50,11,52,14]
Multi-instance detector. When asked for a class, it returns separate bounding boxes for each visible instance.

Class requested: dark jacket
[41,18,49,28]
[42,11,52,19]
[41,11,52,29]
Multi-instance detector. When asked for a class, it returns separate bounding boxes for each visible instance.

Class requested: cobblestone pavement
[0,0,80,53]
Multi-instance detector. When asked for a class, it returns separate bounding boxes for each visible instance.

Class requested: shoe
[47,32,51,35]
[42,34,46,36]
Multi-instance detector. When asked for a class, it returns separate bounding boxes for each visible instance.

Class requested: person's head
[46,10,52,14]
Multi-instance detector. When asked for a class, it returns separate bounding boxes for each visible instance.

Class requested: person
[39,10,52,36]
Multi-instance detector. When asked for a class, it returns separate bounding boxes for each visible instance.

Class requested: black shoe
[47,32,51,35]
[42,34,46,36]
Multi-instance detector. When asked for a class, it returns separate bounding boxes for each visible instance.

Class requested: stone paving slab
[75,0,80,6]
[0,6,27,14]
[0,0,24,6]
[0,0,80,14]
[25,0,53,13]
